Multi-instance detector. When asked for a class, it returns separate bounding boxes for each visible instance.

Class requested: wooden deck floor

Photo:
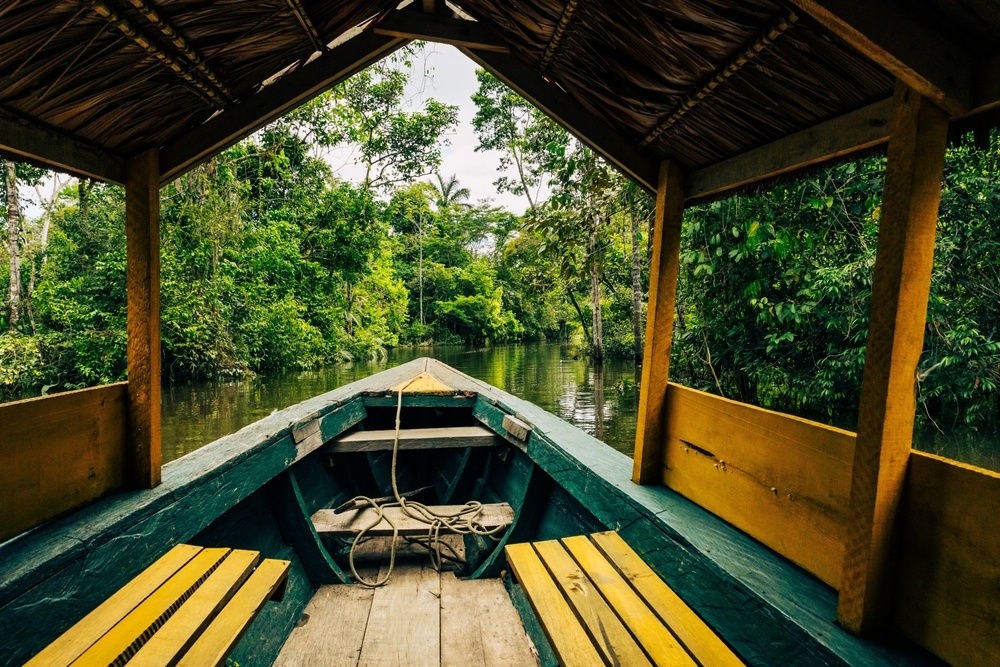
[274,544,538,667]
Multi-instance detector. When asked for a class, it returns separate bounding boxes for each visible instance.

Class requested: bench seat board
[177,558,290,667]
[328,426,502,452]
[532,540,653,667]
[71,547,232,666]
[504,543,604,667]
[23,544,204,667]
[128,549,260,666]
[589,531,744,667]
[560,535,697,667]
[312,503,514,538]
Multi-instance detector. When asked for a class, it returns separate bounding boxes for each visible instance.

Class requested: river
[162,343,640,464]
[162,341,998,472]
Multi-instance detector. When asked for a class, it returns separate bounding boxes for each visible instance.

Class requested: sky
[325,42,534,214]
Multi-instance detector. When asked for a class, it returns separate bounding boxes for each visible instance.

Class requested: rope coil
[347,380,507,587]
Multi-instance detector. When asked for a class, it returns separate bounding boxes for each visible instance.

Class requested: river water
[162,343,640,463]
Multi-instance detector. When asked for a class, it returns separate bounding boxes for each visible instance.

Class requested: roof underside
[1,0,998,195]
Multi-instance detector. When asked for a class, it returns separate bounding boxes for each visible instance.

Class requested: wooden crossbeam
[285,0,326,53]
[327,426,502,453]
[459,47,659,193]
[374,11,509,53]
[0,111,125,184]
[312,503,514,537]
[159,33,408,184]
[787,0,972,116]
[687,98,892,202]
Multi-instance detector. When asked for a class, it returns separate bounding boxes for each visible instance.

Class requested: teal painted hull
[0,359,940,666]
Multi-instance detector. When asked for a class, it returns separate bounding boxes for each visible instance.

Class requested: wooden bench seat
[326,426,502,452]
[25,544,290,667]
[506,531,745,667]
[312,502,514,538]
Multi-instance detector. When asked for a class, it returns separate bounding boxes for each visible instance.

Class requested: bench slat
[561,535,697,667]
[327,426,501,452]
[70,547,231,667]
[590,531,745,667]
[127,549,260,666]
[504,543,604,667]
[312,503,514,538]
[534,540,652,667]
[24,544,204,667]
[176,558,291,667]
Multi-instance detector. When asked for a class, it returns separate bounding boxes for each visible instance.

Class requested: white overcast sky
[325,42,535,214]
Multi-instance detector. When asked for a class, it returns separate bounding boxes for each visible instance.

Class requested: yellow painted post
[125,148,162,488]
[632,161,685,484]
[838,81,949,634]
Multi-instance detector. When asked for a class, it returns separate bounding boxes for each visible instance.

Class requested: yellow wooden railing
[0,383,128,542]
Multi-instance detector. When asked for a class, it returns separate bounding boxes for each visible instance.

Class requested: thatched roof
[0,0,998,197]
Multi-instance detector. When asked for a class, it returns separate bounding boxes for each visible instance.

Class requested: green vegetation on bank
[1,51,999,448]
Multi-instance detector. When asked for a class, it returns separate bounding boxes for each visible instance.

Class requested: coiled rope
[347,380,508,587]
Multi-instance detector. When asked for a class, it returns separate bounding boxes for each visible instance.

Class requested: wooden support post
[838,81,949,634]
[632,161,685,484]
[125,148,162,488]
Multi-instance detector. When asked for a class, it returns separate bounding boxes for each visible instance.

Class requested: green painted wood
[270,470,351,585]
[503,576,559,667]
[361,395,477,408]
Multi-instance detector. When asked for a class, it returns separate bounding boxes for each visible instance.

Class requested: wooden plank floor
[274,549,538,667]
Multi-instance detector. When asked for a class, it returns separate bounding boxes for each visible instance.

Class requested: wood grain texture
[271,471,351,585]
[71,547,231,666]
[661,383,855,587]
[176,558,290,667]
[358,562,440,667]
[312,503,514,538]
[125,147,162,489]
[328,426,501,452]
[440,573,538,667]
[687,99,892,202]
[893,452,1000,667]
[838,82,950,634]
[129,549,260,666]
[375,11,510,53]
[505,543,604,667]
[0,113,125,185]
[786,0,971,115]
[22,544,201,667]
[533,539,652,666]
[633,161,685,484]
[589,531,745,667]
[0,383,127,542]
[273,585,376,667]
[561,535,698,667]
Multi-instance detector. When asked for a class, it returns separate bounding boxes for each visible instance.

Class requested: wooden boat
[1,358,943,666]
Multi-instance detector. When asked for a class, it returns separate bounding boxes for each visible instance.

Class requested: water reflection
[162,343,640,463]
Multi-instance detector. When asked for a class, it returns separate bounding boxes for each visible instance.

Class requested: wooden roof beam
[159,33,408,184]
[459,47,659,193]
[123,0,233,101]
[284,0,327,53]
[787,0,973,116]
[538,0,580,75]
[374,11,509,53]
[0,112,125,184]
[80,0,227,108]
[687,98,893,202]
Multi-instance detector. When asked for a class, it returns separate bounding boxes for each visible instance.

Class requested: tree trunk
[630,196,643,361]
[589,215,603,362]
[5,160,20,330]
[565,287,590,344]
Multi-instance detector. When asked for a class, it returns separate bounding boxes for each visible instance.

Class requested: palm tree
[432,173,471,210]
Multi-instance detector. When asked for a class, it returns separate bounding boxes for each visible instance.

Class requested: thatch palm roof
[0,0,998,198]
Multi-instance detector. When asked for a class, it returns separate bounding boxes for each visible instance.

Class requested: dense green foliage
[1,54,998,462]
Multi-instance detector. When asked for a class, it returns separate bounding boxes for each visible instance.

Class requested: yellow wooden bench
[24,544,290,667]
[506,531,745,667]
